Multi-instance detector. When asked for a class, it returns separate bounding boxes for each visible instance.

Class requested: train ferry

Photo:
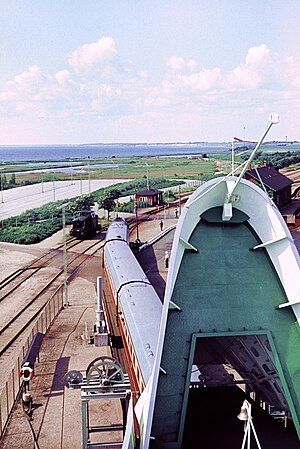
[100,115,300,449]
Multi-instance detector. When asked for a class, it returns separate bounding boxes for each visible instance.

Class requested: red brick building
[135,188,163,208]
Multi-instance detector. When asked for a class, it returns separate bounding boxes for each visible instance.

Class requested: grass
[0,177,183,244]
[12,156,217,187]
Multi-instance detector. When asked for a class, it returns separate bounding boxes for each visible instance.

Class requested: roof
[136,188,160,196]
[246,166,293,191]
[104,218,162,384]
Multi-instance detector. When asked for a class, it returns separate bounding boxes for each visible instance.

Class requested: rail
[0,284,64,437]
[0,236,106,439]
[139,224,177,251]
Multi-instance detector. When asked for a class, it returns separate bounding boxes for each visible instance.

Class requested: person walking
[160,220,163,231]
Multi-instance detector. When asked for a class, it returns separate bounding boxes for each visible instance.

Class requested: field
[3,150,299,192]
[11,155,220,185]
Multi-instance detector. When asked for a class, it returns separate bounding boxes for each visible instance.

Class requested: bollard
[164,250,169,268]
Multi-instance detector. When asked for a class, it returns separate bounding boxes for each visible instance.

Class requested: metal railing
[0,284,64,436]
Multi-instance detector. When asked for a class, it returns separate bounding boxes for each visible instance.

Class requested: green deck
[151,207,300,447]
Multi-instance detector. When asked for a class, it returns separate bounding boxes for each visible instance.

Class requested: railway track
[0,194,191,364]
[0,272,63,359]
[0,237,105,362]
[0,235,105,295]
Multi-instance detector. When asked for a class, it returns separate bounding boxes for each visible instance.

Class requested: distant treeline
[241,150,300,169]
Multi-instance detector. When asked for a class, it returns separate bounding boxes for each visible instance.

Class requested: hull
[140,177,300,449]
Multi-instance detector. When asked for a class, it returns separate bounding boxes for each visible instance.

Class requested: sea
[0,142,298,163]
[0,143,230,162]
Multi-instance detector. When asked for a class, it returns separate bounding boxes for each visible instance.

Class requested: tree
[106,188,121,200]
[99,196,116,220]
[9,173,16,186]
[70,196,94,215]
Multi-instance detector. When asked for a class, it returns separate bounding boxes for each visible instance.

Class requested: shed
[135,188,163,208]
[245,166,293,208]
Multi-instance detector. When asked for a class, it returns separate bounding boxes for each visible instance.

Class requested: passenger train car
[104,217,162,393]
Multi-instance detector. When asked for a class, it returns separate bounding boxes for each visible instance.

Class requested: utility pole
[134,200,139,241]
[145,162,149,190]
[53,174,56,201]
[0,171,3,203]
[178,184,181,215]
[79,167,83,196]
[58,202,69,308]
[88,156,91,195]
[0,162,5,204]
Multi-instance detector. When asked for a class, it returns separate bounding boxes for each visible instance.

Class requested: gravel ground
[1,258,122,449]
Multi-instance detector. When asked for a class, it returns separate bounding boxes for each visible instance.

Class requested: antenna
[223,113,279,221]
[229,114,279,202]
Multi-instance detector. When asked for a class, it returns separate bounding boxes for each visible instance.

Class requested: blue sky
[0,0,299,143]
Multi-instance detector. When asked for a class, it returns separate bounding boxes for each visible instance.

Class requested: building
[245,165,293,208]
[135,188,163,208]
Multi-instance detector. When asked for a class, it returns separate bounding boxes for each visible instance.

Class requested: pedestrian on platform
[160,220,163,231]
[175,208,178,218]
[164,250,169,268]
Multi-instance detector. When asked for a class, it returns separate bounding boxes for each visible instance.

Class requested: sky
[0,0,299,144]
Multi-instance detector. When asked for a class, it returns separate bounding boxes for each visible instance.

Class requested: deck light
[238,400,262,449]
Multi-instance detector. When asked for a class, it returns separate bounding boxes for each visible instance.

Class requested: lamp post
[0,170,4,204]
[87,155,91,195]
[134,200,139,242]
[70,162,74,185]
[145,162,150,190]
[52,173,56,201]
[79,168,84,196]
[58,202,69,308]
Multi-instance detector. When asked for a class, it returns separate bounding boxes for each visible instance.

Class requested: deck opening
[182,334,299,449]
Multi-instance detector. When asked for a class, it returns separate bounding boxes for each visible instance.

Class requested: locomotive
[70,209,99,239]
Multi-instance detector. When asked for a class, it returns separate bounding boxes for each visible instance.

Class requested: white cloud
[187,59,197,71]
[0,41,299,143]
[227,44,272,88]
[179,67,222,91]
[54,69,70,84]
[227,65,261,88]
[167,56,197,72]
[68,36,117,69]
[167,56,186,72]
[139,70,148,80]
[13,65,41,85]
[245,44,270,65]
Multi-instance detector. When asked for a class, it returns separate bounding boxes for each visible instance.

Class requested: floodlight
[269,112,280,124]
